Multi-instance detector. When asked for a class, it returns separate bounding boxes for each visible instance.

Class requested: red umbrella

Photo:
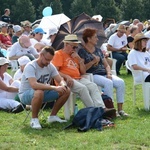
[52,13,107,50]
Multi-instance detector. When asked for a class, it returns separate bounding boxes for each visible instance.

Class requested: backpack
[64,107,115,132]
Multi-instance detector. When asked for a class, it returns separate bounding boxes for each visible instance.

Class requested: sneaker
[116,112,121,117]
[11,104,24,113]
[118,110,129,117]
[30,118,42,129]
[47,116,67,123]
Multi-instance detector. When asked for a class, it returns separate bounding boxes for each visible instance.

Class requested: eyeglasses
[68,44,78,50]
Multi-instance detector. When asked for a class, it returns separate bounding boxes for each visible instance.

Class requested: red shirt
[0,32,12,46]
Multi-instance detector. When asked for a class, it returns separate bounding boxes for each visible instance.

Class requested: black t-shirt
[127,36,134,48]
[1,15,11,23]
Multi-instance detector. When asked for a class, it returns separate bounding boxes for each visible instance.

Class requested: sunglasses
[68,44,78,50]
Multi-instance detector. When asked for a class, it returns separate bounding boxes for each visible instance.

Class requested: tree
[142,0,150,21]
[61,0,73,17]
[11,0,35,24]
[94,0,121,21]
[70,0,94,18]
[122,0,144,21]
[38,0,63,19]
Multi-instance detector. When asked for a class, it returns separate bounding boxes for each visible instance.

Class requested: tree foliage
[11,0,35,24]
[70,0,94,18]
[0,0,149,24]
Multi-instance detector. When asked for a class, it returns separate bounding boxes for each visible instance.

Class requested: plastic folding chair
[126,60,150,110]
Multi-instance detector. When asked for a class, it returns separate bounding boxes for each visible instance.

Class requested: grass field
[0,67,150,150]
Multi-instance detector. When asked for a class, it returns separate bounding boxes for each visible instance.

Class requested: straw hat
[133,33,149,43]
[117,24,126,33]
[63,34,81,43]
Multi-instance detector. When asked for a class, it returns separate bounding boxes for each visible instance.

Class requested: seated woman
[0,57,23,113]
[78,28,128,117]
[128,33,150,82]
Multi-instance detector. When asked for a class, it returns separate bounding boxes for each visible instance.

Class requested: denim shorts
[20,89,59,105]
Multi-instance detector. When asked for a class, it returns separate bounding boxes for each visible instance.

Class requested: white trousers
[93,75,125,103]
[71,78,105,108]
[0,80,21,110]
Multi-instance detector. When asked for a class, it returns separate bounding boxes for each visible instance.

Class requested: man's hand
[66,76,74,88]
[54,86,68,95]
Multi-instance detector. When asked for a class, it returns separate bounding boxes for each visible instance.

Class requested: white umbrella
[39,13,70,39]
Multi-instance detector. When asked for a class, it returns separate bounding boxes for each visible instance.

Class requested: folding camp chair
[23,102,48,123]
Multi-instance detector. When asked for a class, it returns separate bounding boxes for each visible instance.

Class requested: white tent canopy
[39,13,70,39]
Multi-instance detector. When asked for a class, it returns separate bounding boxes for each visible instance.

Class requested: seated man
[107,24,128,75]
[52,34,112,111]
[18,46,70,129]
[8,35,39,61]
[14,56,31,81]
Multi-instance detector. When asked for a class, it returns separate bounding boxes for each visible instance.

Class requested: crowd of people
[0,8,150,130]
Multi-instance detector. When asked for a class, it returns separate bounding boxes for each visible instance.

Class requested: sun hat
[0,57,10,66]
[63,34,81,43]
[33,27,46,34]
[133,33,149,43]
[19,35,31,48]
[117,24,126,33]
[21,20,31,27]
[1,23,8,28]
[18,56,31,66]
[13,25,22,33]
[49,28,58,36]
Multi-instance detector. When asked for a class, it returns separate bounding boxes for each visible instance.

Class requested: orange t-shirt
[52,49,81,79]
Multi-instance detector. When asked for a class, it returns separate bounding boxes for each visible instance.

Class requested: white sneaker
[30,118,42,129]
[47,116,67,123]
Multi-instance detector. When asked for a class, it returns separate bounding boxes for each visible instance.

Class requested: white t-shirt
[107,32,127,50]
[0,73,12,98]
[128,49,150,82]
[8,42,38,57]
[144,31,150,51]
[14,69,22,80]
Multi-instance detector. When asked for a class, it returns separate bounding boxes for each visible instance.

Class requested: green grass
[1,67,150,150]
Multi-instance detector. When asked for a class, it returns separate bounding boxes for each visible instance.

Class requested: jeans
[112,52,128,73]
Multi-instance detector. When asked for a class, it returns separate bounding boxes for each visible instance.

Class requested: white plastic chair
[10,60,19,76]
[6,48,19,76]
[64,73,95,120]
[125,60,150,110]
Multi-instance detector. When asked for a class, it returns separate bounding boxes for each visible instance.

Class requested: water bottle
[74,104,78,116]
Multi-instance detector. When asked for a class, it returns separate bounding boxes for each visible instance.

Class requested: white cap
[49,28,58,36]
[18,56,31,66]
[0,57,10,65]
[13,25,22,33]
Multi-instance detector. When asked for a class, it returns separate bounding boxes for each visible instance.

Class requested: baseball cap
[0,57,10,65]
[33,27,46,34]
[13,25,22,33]
[18,56,31,66]
[49,28,58,36]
